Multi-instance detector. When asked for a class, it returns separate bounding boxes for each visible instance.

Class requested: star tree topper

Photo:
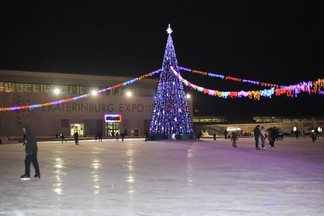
[166,24,173,35]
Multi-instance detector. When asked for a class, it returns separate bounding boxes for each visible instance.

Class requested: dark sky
[1,1,323,118]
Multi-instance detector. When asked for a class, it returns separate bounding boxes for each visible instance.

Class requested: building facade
[1,70,322,142]
[0,70,193,139]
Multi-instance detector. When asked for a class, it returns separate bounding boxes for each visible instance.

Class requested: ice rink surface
[0,136,323,216]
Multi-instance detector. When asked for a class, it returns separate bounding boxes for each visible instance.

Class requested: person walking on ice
[231,132,238,148]
[253,125,261,150]
[20,125,41,180]
[60,133,67,143]
[73,131,79,145]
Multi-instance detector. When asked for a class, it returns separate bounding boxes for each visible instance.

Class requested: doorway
[106,122,120,137]
[70,123,84,137]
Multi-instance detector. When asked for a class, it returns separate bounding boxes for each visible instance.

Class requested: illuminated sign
[105,114,122,123]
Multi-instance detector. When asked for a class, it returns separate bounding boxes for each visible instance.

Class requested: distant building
[0,69,193,138]
[1,69,322,140]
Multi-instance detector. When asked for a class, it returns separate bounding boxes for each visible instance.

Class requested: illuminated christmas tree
[149,24,194,140]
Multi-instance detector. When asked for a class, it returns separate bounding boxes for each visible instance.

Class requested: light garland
[0,67,322,112]
[171,66,274,100]
[0,69,161,112]
[177,66,322,97]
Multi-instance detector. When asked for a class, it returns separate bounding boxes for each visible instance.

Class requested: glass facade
[0,81,119,95]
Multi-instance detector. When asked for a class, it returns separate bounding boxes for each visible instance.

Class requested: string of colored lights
[0,67,323,112]
[176,66,324,98]
[171,66,274,100]
[0,69,161,112]
[178,66,278,88]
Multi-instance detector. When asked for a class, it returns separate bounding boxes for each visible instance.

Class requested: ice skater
[231,132,238,148]
[73,131,79,145]
[60,133,67,143]
[253,125,261,150]
[20,125,41,180]
[260,126,266,149]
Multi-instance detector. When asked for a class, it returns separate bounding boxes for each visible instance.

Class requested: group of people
[222,126,280,149]
[115,132,126,141]
[21,127,126,180]
[223,130,239,148]
[59,130,127,143]
[57,132,79,145]
[253,125,279,150]
[311,128,320,142]
[21,126,80,181]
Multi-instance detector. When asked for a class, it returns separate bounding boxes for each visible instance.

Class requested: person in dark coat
[253,125,261,150]
[311,131,317,142]
[73,131,79,145]
[145,131,149,141]
[269,126,279,148]
[21,125,41,180]
[97,130,103,142]
[121,132,125,141]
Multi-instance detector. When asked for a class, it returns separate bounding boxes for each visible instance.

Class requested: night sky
[1,1,323,118]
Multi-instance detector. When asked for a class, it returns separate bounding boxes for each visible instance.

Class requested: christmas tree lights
[148,25,194,140]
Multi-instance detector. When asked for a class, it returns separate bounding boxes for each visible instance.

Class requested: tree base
[148,133,195,141]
